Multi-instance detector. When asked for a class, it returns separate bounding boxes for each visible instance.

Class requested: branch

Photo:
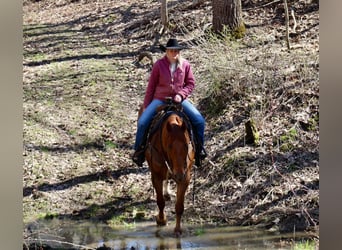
[291,8,297,32]
[284,0,291,50]
[244,0,282,11]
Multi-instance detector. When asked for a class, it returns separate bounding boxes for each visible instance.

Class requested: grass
[189,29,318,122]
[292,240,316,250]
[194,227,205,236]
[105,140,117,149]
[107,214,127,227]
[39,212,59,220]
[278,127,299,152]
[107,206,146,229]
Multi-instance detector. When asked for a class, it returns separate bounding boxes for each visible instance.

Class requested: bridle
[162,140,193,181]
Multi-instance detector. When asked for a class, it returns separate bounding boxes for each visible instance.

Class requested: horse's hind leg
[152,176,167,226]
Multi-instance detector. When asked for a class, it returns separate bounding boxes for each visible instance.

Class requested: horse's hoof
[174,228,182,237]
[156,215,167,226]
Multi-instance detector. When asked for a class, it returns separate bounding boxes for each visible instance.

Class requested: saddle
[135,98,204,167]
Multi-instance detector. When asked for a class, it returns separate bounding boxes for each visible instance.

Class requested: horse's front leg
[174,181,189,236]
[152,175,167,226]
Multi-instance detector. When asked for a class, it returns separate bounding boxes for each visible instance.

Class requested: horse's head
[162,113,195,183]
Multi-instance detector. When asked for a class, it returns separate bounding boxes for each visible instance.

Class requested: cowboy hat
[159,38,184,52]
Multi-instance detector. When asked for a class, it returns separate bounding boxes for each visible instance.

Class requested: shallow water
[24,219,308,249]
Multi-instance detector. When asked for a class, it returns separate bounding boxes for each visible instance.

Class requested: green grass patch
[279,127,298,152]
[292,240,316,250]
[107,214,128,227]
[105,140,117,149]
[194,227,205,236]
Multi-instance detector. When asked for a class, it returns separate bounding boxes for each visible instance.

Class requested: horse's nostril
[174,173,185,182]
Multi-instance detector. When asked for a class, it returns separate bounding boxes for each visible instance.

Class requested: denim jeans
[134,99,205,150]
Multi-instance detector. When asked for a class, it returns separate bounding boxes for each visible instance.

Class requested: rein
[164,157,174,176]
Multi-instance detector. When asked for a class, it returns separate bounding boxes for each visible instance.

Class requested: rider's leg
[181,100,207,164]
[133,99,164,166]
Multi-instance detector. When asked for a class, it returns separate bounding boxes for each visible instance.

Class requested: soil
[23,0,319,247]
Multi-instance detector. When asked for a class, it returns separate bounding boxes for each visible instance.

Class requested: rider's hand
[173,94,182,103]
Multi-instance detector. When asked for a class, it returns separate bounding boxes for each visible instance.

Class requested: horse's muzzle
[174,172,186,183]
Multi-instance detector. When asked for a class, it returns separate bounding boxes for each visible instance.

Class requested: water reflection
[24,219,308,249]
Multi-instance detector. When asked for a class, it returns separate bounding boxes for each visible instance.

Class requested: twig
[244,0,282,11]
[208,159,217,167]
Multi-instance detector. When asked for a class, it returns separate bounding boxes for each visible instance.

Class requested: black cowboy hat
[159,38,184,52]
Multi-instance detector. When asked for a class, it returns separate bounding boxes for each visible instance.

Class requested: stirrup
[195,147,207,166]
[199,148,207,160]
[132,149,145,167]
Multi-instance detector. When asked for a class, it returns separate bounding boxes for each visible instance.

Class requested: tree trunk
[161,0,168,28]
[212,0,245,38]
[284,0,291,50]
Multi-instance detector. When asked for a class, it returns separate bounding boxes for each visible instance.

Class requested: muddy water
[24,219,307,249]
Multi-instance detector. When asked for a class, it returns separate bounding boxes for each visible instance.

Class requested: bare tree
[161,0,168,29]
[212,0,245,38]
[284,0,291,50]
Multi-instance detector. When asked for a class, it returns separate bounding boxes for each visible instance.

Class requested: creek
[24,218,310,249]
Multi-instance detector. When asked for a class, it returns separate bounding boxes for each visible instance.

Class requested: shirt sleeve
[178,62,195,100]
[143,61,159,108]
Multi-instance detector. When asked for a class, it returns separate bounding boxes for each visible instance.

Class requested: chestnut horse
[143,103,195,236]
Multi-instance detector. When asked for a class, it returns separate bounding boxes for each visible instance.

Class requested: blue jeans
[134,99,205,150]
